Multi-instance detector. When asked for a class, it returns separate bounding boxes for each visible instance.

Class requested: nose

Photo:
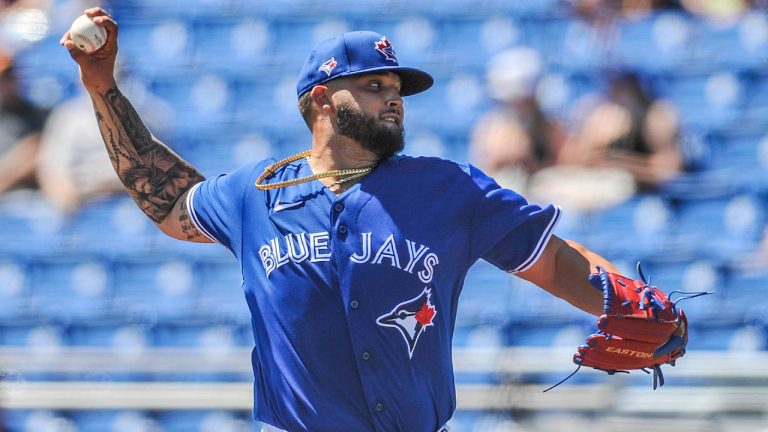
[386,93,403,108]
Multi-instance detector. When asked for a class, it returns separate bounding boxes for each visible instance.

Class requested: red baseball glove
[547,264,709,391]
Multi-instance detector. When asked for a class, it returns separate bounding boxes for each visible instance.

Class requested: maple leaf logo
[415,303,436,326]
[377,287,437,358]
[374,36,398,63]
[318,57,338,76]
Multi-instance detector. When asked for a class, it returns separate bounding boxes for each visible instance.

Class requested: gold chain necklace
[254,150,376,191]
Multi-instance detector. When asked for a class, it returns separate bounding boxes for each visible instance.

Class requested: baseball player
[61,7,687,432]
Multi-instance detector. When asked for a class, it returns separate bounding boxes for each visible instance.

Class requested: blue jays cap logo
[374,36,398,63]
[377,287,436,358]
[318,57,337,77]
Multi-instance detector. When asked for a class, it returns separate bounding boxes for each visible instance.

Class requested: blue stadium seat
[65,196,155,257]
[0,194,67,256]
[586,194,675,260]
[150,73,235,135]
[640,259,724,324]
[723,265,768,323]
[656,71,745,133]
[503,277,593,325]
[405,129,450,159]
[191,18,276,74]
[27,256,112,321]
[673,193,765,261]
[195,258,250,324]
[458,261,516,327]
[14,36,80,108]
[2,410,76,432]
[614,12,696,74]
[178,131,279,178]
[156,409,257,432]
[703,131,768,190]
[69,410,159,432]
[437,16,522,69]
[522,16,573,65]
[743,73,768,122]
[67,321,152,348]
[505,321,591,348]
[148,229,229,260]
[232,76,307,133]
[117,18,196,76]
[66,321,154,381]
[462,412,520,432]
[271,17,350,68]
[0,321,67,380]
[453,324,504,350]
[449,410,522,431]
[491,0,562,17]
[407,71,489,135]
[688,324,766,351]
[153,321,249,349]
[0,258,30,319]
[111,257,199,321]
[152,321,253,383]
[0,321,65,347]
[695,12,768,71]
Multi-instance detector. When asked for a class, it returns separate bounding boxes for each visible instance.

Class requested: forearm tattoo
[178,198,204,241]
[94,86,205,224]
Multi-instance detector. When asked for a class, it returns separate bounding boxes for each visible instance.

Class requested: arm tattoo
[178,198,204,241]
[93,86,205,223]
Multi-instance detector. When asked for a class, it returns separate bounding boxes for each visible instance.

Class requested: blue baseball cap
[296,31,434,98]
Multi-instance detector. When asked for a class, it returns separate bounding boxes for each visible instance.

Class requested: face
[327,72,405,159]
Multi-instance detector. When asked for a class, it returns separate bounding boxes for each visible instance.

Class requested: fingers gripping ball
[574,264,693,389]
[69,15,107,54]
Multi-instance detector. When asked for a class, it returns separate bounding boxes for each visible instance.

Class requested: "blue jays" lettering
[258,232,439,282]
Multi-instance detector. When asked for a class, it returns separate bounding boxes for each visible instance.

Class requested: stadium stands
[3,1,768,430]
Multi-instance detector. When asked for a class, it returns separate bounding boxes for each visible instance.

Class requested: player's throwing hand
[60,7,119,93]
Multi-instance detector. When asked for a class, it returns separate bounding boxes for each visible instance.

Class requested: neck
[308,135,380,172]
[306,135,380,192]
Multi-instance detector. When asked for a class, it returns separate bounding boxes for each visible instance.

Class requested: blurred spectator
[0,49,47,195]
[36,87,125,213]
[469,47,567,193]
[522,71,683,212]
[568,0,681,20]
[568,0,622,24]
[680,0,750,20]
[558,71,684,190]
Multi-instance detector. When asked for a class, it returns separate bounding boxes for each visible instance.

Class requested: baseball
[69,14,107,54]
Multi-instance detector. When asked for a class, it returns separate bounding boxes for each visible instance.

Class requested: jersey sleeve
[186,163,259,253]
[467,164,561,273]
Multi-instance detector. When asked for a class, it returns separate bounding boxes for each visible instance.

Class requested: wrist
[84,77,117,95]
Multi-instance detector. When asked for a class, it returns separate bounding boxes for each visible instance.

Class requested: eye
[368,81,381,90]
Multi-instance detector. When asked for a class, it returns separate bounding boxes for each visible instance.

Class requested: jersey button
[333,202,344,212]
[350,300,359,309]
[375,402,384,412]
[338,224,348,235]
[362,351,371,361]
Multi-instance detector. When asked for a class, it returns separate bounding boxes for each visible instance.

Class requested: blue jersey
[187,154,561,432]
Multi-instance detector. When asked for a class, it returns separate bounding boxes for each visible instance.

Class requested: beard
[335,102,404,159]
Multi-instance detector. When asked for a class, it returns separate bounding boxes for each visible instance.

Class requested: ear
[310,85,333,113]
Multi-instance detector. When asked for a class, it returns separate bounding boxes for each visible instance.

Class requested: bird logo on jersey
[319,57,337,76]
[377,287,437,358]
[374,36,398,63]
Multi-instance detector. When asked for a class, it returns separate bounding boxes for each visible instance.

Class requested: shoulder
[387,154,472,175]
[197,159,273,195]
[383,154,492,194]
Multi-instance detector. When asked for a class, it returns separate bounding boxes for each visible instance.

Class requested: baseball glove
[546,263,710,391]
